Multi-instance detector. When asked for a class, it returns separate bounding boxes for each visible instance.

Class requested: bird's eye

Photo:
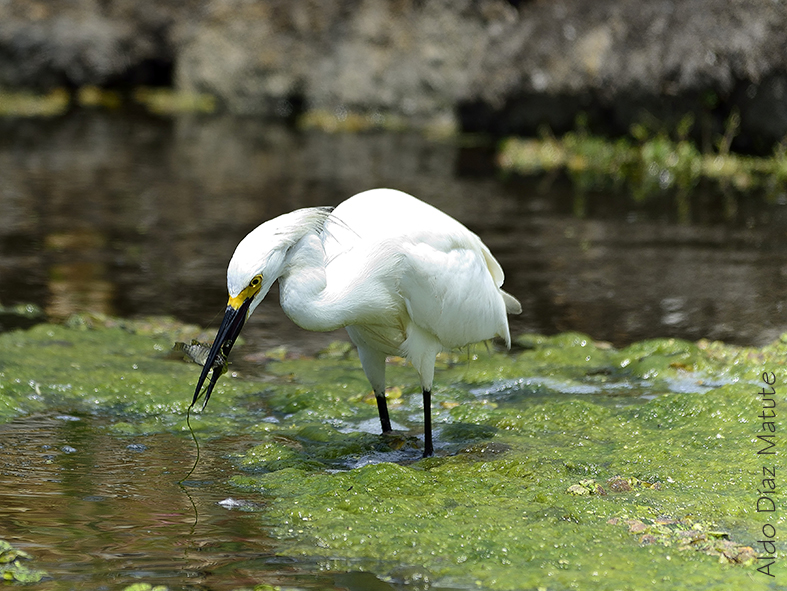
[250,275,262,288]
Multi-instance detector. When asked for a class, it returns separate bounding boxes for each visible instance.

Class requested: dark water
[2,111,787,355]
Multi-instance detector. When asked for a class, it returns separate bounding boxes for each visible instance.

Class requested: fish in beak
[190,296,253,409]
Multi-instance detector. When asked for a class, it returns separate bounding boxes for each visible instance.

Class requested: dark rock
[1,0,786,148]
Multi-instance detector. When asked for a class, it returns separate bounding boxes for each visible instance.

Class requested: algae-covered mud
[0,317,784,589]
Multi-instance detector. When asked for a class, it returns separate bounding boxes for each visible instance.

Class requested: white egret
[191,188,521,456]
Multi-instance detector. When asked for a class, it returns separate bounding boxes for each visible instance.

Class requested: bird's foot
[379,431,420,452]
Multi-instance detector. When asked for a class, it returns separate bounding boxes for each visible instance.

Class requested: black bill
[190,298,251,409]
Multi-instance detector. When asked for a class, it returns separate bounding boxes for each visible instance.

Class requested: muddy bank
[1,1,786,149]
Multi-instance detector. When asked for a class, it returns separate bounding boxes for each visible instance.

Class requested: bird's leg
[375,390,392,433]
[422,389,433,457]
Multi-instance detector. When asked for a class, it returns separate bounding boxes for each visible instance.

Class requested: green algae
[232,449,774,590]
[229,332,785,590]
[0,539,46,583]
[0,301,45,332]
[0,316,784,588]
[121,584,168,591]
[0,315,263,433]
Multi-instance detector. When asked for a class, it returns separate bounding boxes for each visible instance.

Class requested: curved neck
[278,235,347,331]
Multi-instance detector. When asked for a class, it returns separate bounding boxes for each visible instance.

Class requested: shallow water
[0,413,386,590]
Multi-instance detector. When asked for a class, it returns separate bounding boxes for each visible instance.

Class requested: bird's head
[191,206,332,409]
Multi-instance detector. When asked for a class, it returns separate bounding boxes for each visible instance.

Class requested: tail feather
[502,290,522,315]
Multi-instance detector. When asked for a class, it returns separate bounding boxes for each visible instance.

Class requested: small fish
[173,339,227,373]
[175,339,230,410]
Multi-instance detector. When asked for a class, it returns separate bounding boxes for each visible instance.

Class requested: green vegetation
[231,333,785,590]
[298,108,458,137]
[0,314,262,431]
[0,89,69,117]
[499,112,787,200]
[0,317,784,589]
[121,584,168,591]
[0,540,46,583]
[0,87,217,118]
[298,108,409,133]
[132,87,216,115]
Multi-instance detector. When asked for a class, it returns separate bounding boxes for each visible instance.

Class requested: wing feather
[322,188,520,349]
[399,235,512,348]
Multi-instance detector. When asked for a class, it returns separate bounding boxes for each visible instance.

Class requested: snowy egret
[191,188,521,456]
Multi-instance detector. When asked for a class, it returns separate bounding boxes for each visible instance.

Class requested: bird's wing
[321,188,520,349]
[398,231,513,349]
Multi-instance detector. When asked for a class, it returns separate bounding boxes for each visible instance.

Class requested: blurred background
[2,0,787,352]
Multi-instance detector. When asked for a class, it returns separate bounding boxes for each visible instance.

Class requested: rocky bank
[1,0,786,150]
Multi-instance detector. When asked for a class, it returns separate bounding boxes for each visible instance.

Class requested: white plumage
[193,188,521,456]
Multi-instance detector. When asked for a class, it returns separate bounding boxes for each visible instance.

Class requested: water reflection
[1,111,787,351]
[0,414,350,590]
[45,228,114,318]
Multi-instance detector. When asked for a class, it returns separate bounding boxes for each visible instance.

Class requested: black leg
[423,389,433,457]
[376,391,392,433]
